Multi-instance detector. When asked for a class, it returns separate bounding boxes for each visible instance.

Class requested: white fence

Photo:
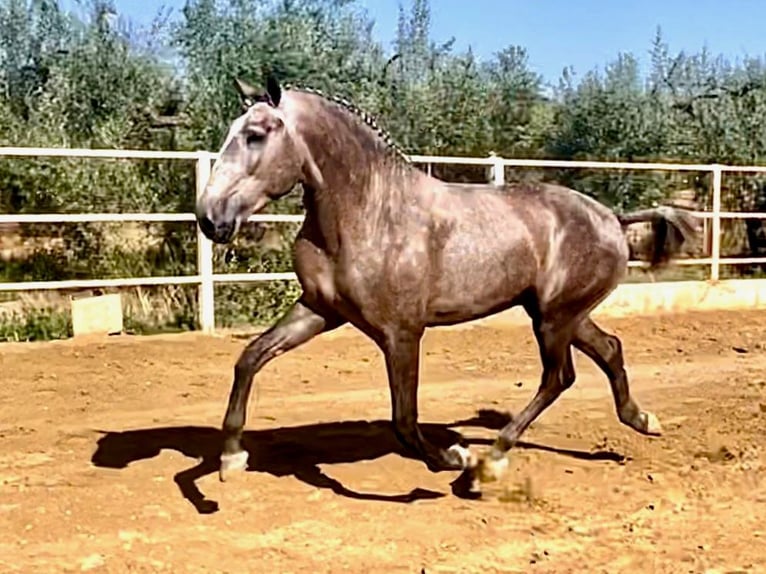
[2,146,766,333]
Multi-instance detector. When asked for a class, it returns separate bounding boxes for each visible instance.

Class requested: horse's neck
[301,156,415,254]
[293,102,416,246]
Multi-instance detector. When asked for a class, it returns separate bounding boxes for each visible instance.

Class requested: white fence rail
[2,147,766,333]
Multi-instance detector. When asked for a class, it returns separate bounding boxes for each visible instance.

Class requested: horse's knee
[234,342,266,378]
[233,345,281,388]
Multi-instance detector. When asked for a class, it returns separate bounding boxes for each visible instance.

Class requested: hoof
[640,411,662,436]
[219,450,249,482]
[451,469,484,499]
[447,444,478,470]
[475,452,509,484]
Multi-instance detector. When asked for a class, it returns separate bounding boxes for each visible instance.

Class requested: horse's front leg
[219,297,345,481]
[382,328,471,473]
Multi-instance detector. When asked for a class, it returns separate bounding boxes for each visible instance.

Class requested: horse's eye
[245,132,266,148]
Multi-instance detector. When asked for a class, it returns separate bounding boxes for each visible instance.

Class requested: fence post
[710,164,723,282]
[195,151,215,333]
[490,152,505,186]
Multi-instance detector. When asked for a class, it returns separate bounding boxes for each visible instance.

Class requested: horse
[195,75,699,494]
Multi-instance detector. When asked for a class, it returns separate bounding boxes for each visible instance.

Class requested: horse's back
[432,180,628,313]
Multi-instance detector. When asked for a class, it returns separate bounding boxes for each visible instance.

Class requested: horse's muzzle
[197,213,237,244]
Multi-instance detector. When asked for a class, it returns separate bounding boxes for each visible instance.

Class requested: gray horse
[195,76,698,493]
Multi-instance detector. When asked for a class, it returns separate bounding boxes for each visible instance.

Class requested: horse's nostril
[198,214,216,237]
[197,213,236,243]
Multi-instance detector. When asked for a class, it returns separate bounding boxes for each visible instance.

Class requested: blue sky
[66,0,766,85]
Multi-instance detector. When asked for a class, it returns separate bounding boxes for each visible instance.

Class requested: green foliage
[0,306,72,342]
[2,3,766,342]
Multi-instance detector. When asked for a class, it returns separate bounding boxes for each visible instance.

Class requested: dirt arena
[1,309,765,573]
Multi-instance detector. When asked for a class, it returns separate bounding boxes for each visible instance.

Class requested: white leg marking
[641,411,663,435]
[447,443,478,470]
[219,450,249,482]
[478,455,509,483]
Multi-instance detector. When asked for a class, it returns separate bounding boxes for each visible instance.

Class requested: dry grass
[0,284,196,333]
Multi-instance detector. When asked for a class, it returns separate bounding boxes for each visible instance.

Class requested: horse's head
[196,76,318,244]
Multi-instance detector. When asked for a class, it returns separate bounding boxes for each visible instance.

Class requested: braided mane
[283,83,410,163]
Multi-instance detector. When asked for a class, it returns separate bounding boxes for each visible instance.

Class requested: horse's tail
[617,205,701,269]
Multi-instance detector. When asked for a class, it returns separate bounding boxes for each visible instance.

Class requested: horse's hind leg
[219,297,345,481]
[572,316,662,436]
[473,316,577,484]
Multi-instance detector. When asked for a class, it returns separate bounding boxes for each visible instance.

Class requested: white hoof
[219,450,249,482]
[447,444,478,470]
[641,411,663,436]
[476,453,509,484]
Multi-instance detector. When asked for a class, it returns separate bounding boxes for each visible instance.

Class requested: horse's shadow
[90,409,626,515]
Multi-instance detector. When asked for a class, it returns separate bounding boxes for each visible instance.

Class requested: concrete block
[71,293,124,337]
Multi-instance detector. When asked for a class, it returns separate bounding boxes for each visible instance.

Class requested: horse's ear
[265,74,282,107]
[234,78,259,107]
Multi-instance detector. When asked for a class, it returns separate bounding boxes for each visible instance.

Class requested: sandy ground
[1,309,765,573]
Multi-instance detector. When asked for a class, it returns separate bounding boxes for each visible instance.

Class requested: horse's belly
[425,245,533,326]
[425,289,518,326]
